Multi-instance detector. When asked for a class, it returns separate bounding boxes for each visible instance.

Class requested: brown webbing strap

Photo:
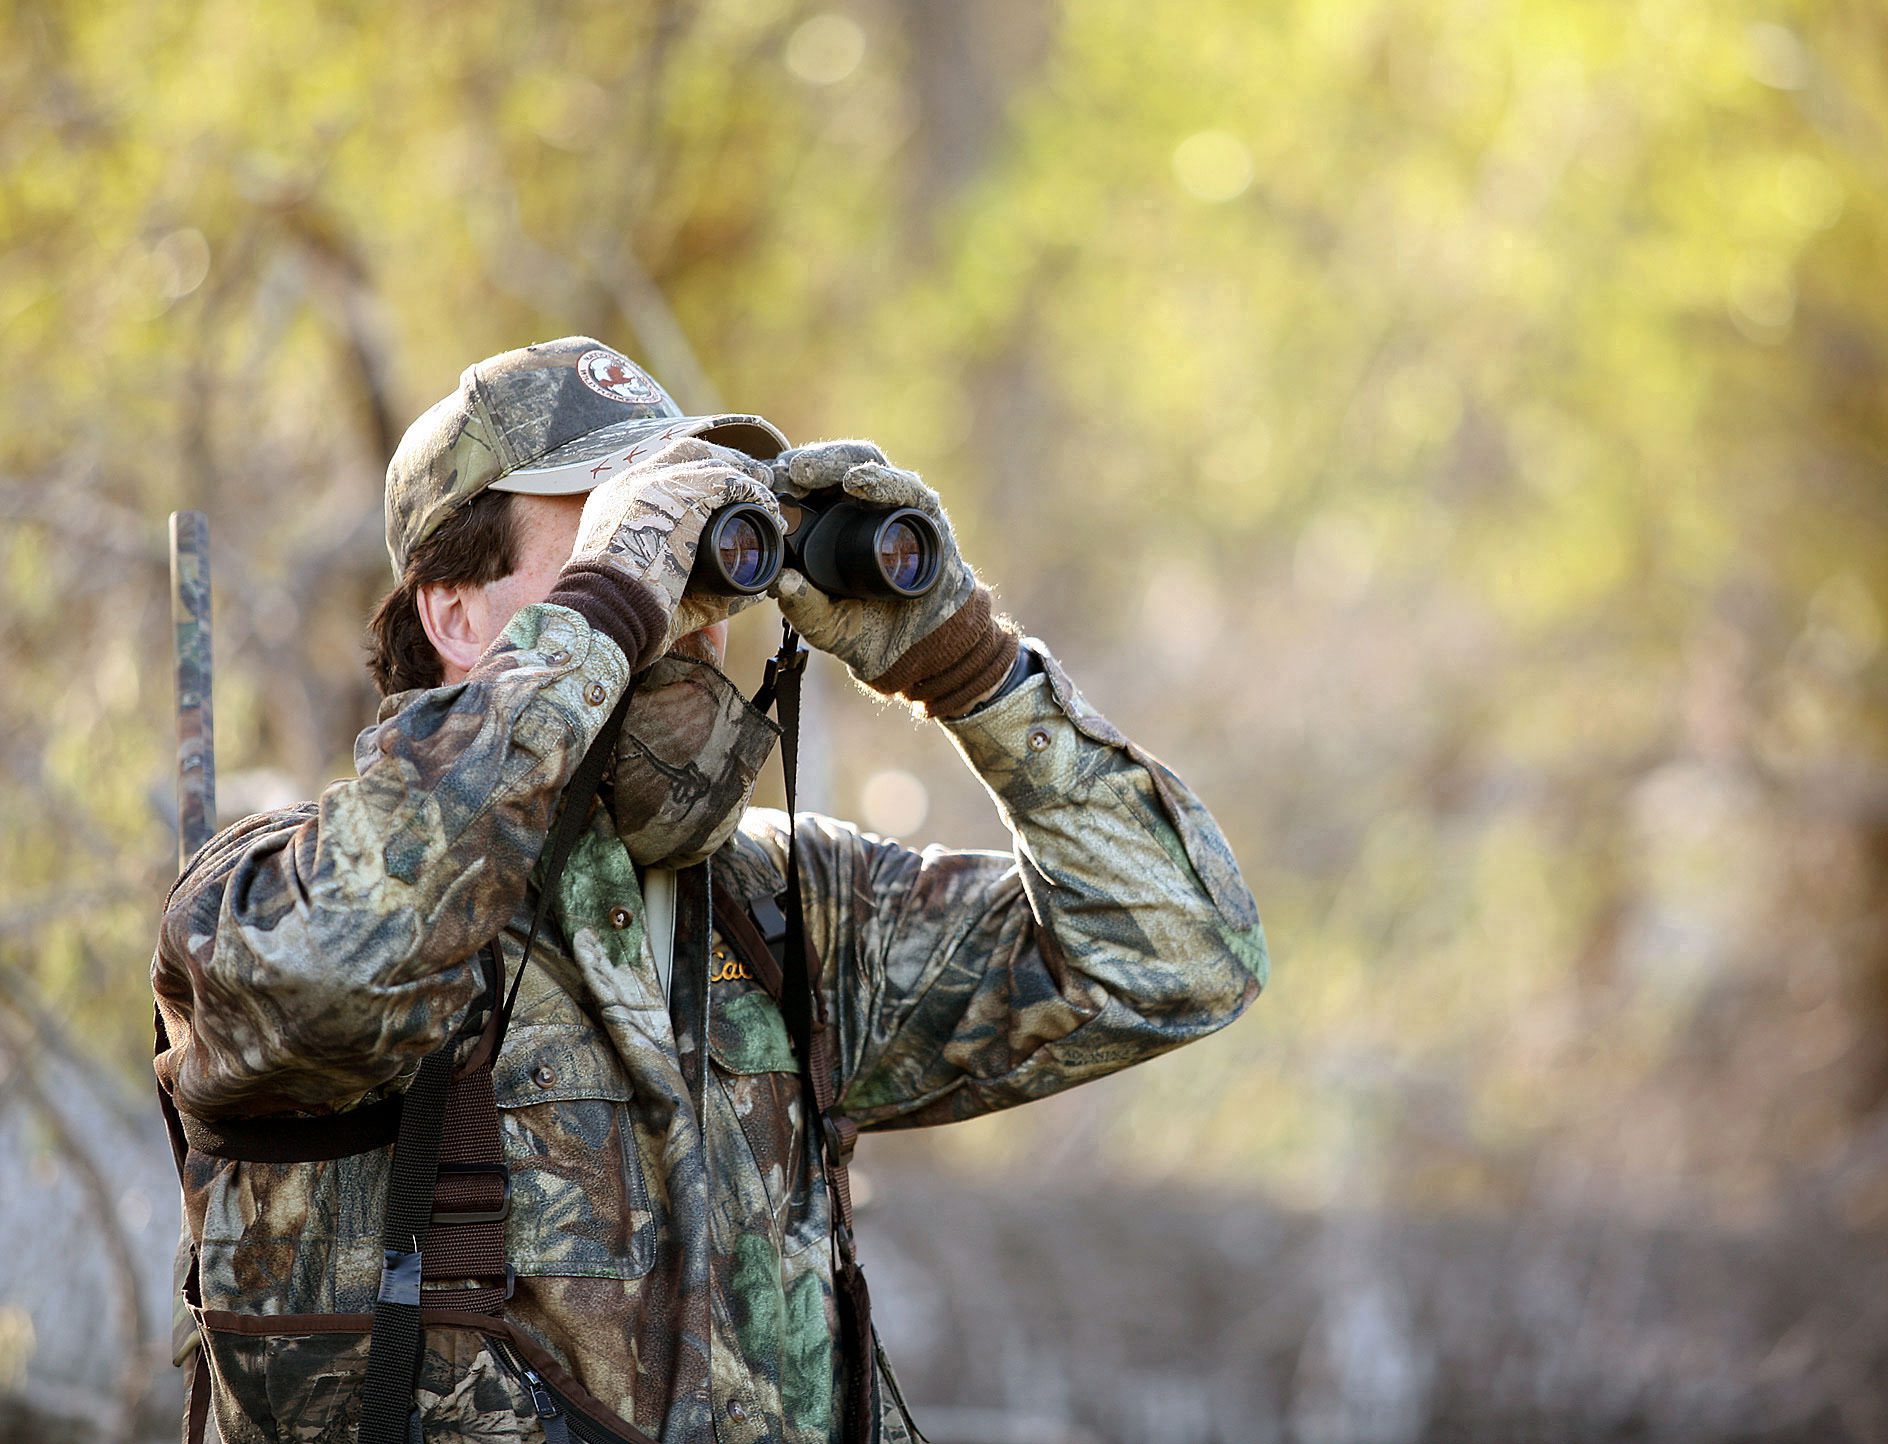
[420,1061,511,1315]
[709,879,860,1221]
[173,1093,404,1162]
[709,882,786,1002]
[177,1237,212,1444]
[184,1342,211,1444]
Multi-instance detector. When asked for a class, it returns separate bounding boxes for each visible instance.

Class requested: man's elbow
[1083,890,1268,1040]
[1205,914,1268,1021]
[1156,896,1268,1038]
[1182,842,1268,1015]
[178,965,474,1116]
[165,902,478,1116]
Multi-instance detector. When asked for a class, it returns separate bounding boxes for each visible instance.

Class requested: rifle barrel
[169,510,216,870]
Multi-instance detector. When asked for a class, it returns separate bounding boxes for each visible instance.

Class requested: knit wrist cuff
[544,564,669,671]
[868,586,1021,719]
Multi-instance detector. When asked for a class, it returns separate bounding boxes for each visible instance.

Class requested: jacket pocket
[706,988,826,1257]
[495,1024,657,1280]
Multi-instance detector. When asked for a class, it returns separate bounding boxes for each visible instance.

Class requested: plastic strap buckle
[750,894,789,949]
[754,622,809,715]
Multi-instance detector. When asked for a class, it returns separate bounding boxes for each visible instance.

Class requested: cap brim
[494,414,790,496]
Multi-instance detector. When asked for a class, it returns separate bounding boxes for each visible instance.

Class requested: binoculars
[692,467,943,601]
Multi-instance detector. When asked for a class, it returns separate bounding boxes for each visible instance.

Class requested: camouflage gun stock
[169,509,216,871]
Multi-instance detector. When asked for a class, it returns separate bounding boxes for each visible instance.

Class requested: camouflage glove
[568,437,782,664]
[769,440,1019,718]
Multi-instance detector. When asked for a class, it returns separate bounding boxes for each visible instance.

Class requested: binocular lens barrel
[876,517,930,595]
[693,503,785,595]
[793,501,942,600]
[715,512,772,590]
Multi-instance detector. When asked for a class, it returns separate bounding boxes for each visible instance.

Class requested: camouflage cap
[384,336,790,575]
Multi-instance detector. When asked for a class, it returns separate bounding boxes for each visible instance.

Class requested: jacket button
[1027,727,1052,752]
[532,1065,556,1088]
[585,682,608,706]
[609,906,632,930]
[545,648,570,666]
[725,1400,748,1422]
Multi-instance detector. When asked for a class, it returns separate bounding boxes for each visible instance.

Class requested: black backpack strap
[356,1037,457,1444]
[669,861,713,1124]
[184,1343,212,1444]
[357,680,637,1444]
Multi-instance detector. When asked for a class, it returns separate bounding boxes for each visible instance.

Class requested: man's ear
[415,580,485,683]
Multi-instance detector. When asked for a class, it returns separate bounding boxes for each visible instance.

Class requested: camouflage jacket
[153,601,1267,1444]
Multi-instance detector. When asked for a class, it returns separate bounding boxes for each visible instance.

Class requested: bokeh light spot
[786,14,867,86]
[154,228,210,301]
[1774,154,1843,232]
[1293,512,1378,605]
[860,769,929,838]
[1172,130,1254,203]
[1726,254,1796,341]
[0,1307,36,1389]
[1746,23,1809,91]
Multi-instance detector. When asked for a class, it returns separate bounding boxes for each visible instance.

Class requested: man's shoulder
[718,806,909,904]
[716,810,789,901]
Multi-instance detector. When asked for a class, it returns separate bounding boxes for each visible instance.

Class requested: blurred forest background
[2,1,1886,1441]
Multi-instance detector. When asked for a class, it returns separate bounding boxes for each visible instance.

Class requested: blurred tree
[0,0,1883,1285]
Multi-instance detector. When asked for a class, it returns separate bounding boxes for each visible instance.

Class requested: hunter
[153,336,1267,1444]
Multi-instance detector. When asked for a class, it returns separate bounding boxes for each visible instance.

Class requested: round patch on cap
[576,349,664,406]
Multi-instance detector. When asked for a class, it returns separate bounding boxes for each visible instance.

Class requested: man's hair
[366,489,520,696]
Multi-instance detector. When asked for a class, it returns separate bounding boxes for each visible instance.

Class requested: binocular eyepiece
[693,470,943,602]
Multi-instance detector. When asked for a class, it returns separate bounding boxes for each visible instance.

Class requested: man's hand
[769,440,1019,717]
[571,437,783,660]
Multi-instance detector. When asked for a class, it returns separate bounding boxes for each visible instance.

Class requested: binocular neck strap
[757,622,878,1443]
[767,622,813,1046]
[757,622,812,1063]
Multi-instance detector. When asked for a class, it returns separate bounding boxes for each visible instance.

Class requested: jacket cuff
[867,585,1021,719]
[543,563,669,671]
